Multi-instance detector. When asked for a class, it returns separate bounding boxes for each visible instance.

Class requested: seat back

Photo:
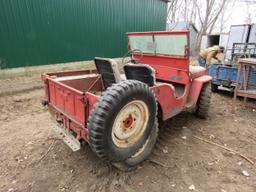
[124,64,155,86]
[94,57,122,89]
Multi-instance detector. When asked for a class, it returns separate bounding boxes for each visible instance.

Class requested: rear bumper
[50,120,81,151]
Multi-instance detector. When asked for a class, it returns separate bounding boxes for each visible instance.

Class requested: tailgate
[48,79,86,125]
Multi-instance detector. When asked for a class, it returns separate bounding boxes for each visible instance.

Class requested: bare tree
[166,0,179,25]
[167,0,230,51]
[244,3,252,24]
[238,0,256,24]
[188,1,197,23]
[219,0,237,33]
[208,1,228,33]
[194,0,229,50]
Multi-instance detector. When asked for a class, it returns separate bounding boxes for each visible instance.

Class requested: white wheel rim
[112,100,149,148]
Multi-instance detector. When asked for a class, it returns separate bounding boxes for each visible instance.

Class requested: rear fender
[188,75,212,104]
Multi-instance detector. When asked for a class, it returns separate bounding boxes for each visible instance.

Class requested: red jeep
[41,31,211,170]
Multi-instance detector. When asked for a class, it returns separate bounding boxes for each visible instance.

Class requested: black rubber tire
[88,80,157,162]
[195,83,211,119]
[211,83,218,92]
[111,120,158,171]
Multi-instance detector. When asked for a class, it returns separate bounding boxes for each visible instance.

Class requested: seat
[94,57,123,89]
[124,64,156,86]
[189,65,206,79]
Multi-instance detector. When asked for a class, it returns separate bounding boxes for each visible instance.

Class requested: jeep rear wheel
[195,83,211,119]
[88,80,157,162]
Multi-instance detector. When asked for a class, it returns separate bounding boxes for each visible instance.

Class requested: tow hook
[41,99,49,106]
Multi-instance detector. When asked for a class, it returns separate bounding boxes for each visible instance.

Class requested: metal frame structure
[234,58,256,100]
[208,42,256,90]
[231,43,256,63]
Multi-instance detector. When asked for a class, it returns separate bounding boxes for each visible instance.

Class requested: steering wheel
[122,49,143,64]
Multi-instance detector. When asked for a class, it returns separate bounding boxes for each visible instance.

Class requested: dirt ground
[0,75,256,192]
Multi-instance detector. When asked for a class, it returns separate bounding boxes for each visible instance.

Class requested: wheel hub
[112,100,149,148]
[123,114,135,129]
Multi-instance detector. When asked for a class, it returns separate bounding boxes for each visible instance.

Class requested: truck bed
[208,64,256,89]
[41,69,102,141]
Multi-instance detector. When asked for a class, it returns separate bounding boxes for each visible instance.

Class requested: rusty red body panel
[42,31,212,143]
[41,69,101,142]
[151,84,190,120]
[188,75,212,103]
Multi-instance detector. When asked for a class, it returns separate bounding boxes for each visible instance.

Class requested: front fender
[188,75,212,104]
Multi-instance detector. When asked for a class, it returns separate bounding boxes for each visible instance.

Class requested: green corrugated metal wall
[0,0,167,69]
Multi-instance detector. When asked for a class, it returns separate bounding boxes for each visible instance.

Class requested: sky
[228,1,256,26]
[168,0,256,33]
[208,0,256,32]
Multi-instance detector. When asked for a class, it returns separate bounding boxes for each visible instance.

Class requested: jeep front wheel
[195,83,211,119]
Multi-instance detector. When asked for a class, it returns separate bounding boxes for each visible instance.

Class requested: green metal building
[0,0,167,69]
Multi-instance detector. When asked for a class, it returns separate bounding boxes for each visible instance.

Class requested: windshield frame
[127,31,190,58]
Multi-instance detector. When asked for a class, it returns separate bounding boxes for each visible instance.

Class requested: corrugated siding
[0,0,167,68]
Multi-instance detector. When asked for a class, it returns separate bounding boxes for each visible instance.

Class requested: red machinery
[41,31,212,170]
